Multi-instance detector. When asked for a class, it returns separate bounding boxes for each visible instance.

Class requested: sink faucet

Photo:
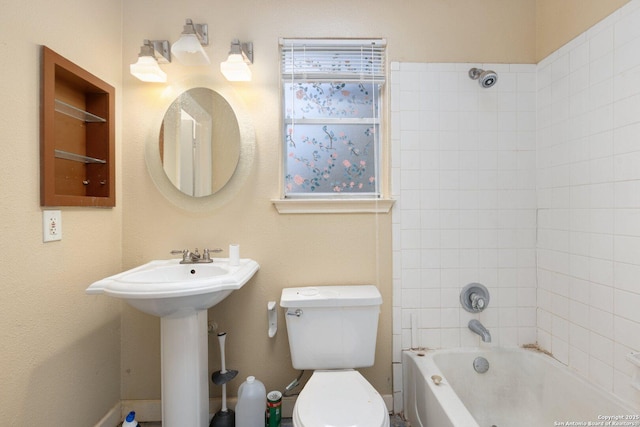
[171,248,222,264]
[468,319,491,343]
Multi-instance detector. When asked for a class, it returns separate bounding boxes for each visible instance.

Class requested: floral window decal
[280,39,386,198]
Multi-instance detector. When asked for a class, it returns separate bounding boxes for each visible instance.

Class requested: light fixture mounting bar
[147,40,171,63]
[230,39,253,63]
[184,19,208,46]
[242,42,253,63]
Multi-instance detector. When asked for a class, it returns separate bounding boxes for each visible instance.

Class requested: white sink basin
[87,256,259,426]
[86,258,259,317]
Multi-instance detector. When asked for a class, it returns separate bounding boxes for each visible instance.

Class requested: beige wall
[536,0,631,61]
[120,0,540,402]
[0,0,632,425]
[119,0,637,408]
[0,0,123,426]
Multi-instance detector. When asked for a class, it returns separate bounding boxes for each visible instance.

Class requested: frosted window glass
[284,82,379,119]
[280,39,385,198]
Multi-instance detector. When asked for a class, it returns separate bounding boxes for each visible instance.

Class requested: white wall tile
[544,4,640,401]
[615,4,640,46]
[394,64,537,348]
[590,26,614,60]
[570,42,589,71]
[590,356,614,391]
[615,93,640,128]
[570,346,590,377]
[392,11,640,405]
[615,289,640,323]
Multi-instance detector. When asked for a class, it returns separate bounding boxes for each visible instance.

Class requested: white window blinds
[280,38,386,82]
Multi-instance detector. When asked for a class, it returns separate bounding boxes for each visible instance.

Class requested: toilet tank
[280,285,382,370]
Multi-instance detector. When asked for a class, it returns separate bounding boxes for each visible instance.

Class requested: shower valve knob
[470,293,485,310]
[460,283,490,313]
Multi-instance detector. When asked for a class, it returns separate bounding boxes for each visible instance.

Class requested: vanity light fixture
[130,40,171,83]
[220,39,254,81]
[171,19,210,66]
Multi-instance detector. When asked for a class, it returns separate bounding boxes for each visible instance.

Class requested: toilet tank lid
[280,285,382,308]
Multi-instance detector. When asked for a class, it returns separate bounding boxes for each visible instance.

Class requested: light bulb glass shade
[220,53,252,81]
[171,34,210,66]
[130,56,167,82]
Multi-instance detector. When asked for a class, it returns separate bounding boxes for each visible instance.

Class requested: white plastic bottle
[122,411,138,427]
[235,376,266,427]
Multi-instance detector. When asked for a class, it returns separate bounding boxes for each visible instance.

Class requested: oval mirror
[159,88,240,197]
[145,83,255,212]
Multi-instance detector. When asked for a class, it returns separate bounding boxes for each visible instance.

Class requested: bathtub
[403,348,638,427]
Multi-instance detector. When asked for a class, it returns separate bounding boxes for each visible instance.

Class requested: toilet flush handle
[287,308,303,317]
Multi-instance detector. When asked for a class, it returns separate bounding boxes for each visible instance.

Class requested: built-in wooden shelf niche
[41,46,115,207]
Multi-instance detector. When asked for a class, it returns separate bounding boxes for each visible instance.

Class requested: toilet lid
[293,370,388,427]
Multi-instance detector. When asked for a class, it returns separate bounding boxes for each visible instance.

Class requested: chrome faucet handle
[470,293,485,310]
[171,249,192,263]
[171,249,189,258]
[202,248,222,262]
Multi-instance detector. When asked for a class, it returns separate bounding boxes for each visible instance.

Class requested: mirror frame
[145,79,255,212]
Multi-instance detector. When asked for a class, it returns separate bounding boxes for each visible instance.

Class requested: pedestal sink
[86,258,259,427]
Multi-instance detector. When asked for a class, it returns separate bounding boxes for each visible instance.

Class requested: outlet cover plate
[43,210,62,242]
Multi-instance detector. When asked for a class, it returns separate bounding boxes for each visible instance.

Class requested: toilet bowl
[292,370,389,427]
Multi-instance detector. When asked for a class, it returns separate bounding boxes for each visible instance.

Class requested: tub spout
[468,319,491,343]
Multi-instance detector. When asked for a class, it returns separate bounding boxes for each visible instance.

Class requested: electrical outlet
[43,210,62,242]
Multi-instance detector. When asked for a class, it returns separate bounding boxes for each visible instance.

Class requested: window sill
[272,198,395,214]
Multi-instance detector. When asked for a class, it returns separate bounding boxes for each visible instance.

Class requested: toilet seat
[292,370,389,427]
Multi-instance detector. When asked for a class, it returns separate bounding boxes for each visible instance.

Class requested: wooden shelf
[41,46,115,207]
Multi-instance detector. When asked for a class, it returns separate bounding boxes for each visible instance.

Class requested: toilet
[280,285,390,427]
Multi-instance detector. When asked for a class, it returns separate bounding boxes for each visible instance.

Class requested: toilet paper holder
[267,301,277,338]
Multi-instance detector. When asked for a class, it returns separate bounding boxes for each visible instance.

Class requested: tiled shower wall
[536,0,640,406]
[390,62,538,408]
[391,0,640,410]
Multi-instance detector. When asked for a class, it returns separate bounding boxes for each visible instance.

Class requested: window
[280,38,386,199]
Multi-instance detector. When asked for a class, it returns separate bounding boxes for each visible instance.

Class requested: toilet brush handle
[221,383,228,412]
[218,332,227,374]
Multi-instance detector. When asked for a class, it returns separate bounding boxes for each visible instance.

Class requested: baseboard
[120,400,163,422]
[102,394,394,424]
[94,401,121,427]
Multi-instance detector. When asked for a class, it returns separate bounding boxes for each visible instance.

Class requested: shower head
[468,68,498,88]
